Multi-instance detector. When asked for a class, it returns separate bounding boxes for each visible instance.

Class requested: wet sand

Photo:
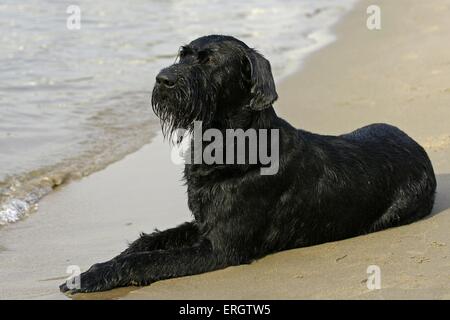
[1,0,449,299]
[0,136,191,299]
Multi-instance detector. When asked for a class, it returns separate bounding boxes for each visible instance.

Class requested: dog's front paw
[59,260,122,294]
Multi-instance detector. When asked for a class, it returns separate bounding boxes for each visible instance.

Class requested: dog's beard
[151,76,216,139]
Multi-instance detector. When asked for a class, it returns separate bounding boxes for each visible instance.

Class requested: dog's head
[151,35,278,137]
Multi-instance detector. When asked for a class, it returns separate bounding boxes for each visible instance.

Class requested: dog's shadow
[69,286,138,300]
[426,173,450,219]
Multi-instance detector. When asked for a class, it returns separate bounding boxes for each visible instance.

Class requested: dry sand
[1,0,449,299]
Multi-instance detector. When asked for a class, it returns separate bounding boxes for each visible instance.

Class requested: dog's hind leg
[119,221,200,256]
[369,188,435,233]
[60,239,228,293]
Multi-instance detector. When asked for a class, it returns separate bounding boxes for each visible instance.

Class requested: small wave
[0,104,159,227]
[0,173,70,226]
[0,193,45,226]
[0,199,34,225]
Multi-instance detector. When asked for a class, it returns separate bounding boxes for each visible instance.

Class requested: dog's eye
[197,50,211,64]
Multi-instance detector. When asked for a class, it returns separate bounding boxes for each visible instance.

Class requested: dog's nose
[156,71,177,88]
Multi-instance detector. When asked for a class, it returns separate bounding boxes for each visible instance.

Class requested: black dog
[60,35,436,293]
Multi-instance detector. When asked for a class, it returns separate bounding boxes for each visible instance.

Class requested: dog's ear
[244,49,278,110]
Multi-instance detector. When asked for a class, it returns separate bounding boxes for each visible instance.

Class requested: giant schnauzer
[60,35,436,293]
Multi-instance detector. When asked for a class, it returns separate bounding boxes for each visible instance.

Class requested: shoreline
[1,0,449,299]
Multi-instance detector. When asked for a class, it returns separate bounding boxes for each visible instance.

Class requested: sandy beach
[1,0,449,299]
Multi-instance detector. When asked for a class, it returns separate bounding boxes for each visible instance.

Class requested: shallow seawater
[0,0,357,225]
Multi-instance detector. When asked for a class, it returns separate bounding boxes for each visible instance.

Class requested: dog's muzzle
[155,68,177,89]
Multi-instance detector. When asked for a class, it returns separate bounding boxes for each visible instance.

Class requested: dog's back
[343,123,436,230]
[292,123,436,243]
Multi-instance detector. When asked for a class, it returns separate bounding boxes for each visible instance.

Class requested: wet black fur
[60,35,436,293]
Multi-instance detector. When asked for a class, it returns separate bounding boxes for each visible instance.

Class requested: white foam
[0,198,31,225]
